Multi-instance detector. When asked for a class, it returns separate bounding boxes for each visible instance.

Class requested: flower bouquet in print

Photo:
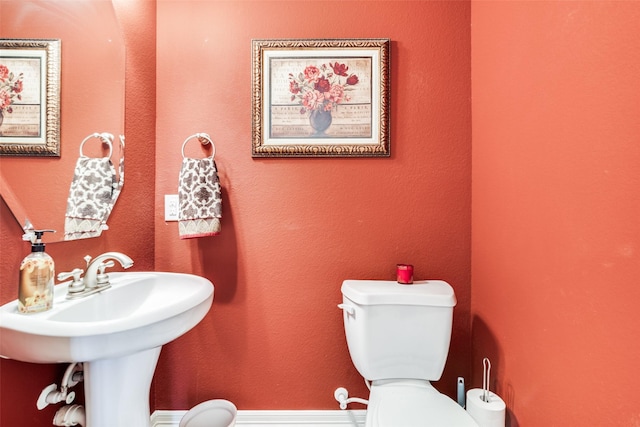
[288,62,360,136]
[0,63,25,128]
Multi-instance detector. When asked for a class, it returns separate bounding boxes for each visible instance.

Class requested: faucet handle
[58,268,85,295]
[96,261,115,286]
[57,268,84,282]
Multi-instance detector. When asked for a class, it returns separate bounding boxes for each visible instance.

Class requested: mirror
[0,0,125,243]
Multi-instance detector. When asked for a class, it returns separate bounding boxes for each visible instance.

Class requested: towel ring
[79,132,114,159]
[181,132,216,159]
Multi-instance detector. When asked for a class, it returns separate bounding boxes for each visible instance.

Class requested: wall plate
[164,195,179,221]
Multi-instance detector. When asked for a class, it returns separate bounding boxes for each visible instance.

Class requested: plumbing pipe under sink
[38,363,84,410]
[53,404,86,427]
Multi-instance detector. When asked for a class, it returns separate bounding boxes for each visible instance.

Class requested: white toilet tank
[340,280,456,381]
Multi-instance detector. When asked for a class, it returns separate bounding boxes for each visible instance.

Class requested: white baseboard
[151,409,366,427]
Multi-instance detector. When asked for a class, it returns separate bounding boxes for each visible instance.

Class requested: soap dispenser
[18,229,55,314]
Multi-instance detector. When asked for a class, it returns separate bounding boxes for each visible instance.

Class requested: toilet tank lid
[341,280,457,307]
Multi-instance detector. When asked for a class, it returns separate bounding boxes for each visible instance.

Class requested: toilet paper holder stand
[481,357,492,403]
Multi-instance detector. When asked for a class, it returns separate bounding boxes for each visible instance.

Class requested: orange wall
[471,1,640,426]
[0,1,156,425]
[153,0,471,410]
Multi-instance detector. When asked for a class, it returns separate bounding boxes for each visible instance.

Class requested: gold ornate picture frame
[0,39,61,156]
[252,38,390,157]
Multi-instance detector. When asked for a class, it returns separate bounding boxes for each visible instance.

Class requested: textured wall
[471,1,640,425]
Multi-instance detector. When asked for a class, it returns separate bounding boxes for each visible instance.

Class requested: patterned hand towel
[64,156,119,240]
[178,157,222,239]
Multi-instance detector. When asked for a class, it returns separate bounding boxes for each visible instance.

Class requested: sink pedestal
[84,347,161,427]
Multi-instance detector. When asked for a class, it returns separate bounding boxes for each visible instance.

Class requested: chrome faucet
[83,252,134,290]
[59,252,134,299]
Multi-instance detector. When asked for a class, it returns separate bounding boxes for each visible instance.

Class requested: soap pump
[18,229,56,314]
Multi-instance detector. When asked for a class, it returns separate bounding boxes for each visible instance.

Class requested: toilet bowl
[179,399,237,427]
[339,279,478,427]
[366,379,477,427]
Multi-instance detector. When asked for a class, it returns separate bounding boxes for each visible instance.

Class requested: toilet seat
[179,399,237,427]
[366,380,479,427]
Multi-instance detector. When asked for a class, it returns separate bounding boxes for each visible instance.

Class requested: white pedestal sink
[0,271,214,427]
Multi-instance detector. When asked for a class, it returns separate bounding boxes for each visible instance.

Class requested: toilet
[179,399,237,427]
[339,279,479,427]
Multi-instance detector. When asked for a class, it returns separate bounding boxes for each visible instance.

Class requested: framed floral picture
[252,38,390,157]
[0,39,61,156]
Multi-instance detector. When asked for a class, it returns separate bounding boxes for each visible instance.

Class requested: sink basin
[0,271,214,363]
[0,271,214,427]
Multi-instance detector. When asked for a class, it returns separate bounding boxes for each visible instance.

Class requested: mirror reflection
[0,0,125,243]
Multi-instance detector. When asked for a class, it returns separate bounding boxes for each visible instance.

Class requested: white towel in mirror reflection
[64,156,118,240]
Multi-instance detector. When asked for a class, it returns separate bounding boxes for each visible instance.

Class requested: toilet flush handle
[337,304,355,315]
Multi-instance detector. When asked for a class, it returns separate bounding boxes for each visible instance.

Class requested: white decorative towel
[64,156,118,240]
[178,157,222,239]
[64,133,124,240]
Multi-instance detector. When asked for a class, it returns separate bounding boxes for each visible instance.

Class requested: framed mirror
[0,0,125,243]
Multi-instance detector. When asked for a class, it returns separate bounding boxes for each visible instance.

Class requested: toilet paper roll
[466,388,506,427]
